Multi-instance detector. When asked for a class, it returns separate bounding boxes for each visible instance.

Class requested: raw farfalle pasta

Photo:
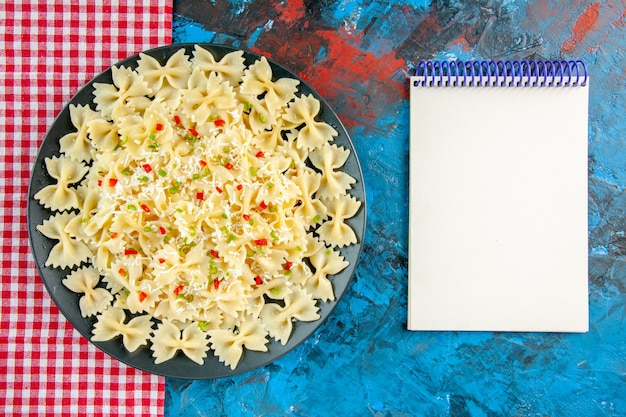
[292,169,327,225]
[62,266,113,318]
[259,289,320,345]
[308,248,351,301]
[208,313,268,369]
[309,143,357,200]
[283,94,338,151]
[91,306,153,353]
[239,56,299,114]
[36,212,92,269]
[59,104,99,162]
[93,65,152,119]
[34,45,362,369]
[33,155,88,212]
[191,45,245,87]
[136,48,191,92]
[317,195,362,248]
[150,320,209,365]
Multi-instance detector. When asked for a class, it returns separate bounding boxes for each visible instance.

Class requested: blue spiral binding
[413,60,587,88]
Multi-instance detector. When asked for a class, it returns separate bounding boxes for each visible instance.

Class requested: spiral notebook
[408,60,589,332]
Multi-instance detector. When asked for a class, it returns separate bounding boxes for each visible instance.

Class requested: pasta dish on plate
[32,45,362,370]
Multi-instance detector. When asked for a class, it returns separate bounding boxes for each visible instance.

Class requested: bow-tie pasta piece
[240,93,280,134]
[93,65,152,120]
[208,314,269,370]
[99,265,125,297]
[260,289,320,345]
[283,94,338,152]
[309,143,356,200]
[181,69,237,127]
[305,247,349,301]
[317,194,362,248]
[86,115,119,153]
[292,169,327,225]
[34,155,88,212]
[117,100,173,156]
[246,276,293,317]
[240,56,299,123]
[59,104,100,162]
[120,315,155,352]
[92,306,153,352]
[252,116,291,152]
[136,48,191,93]
[213,279,248,320]
[280,130,311,169]
[63,201,92,244]
[62,266,113,318]
[191,45,246,87]
[37,212,92,269]
[150,320,210,365]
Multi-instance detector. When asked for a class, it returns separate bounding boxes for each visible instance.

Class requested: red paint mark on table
[312,32,406,129]
[252,23,407,131]
[278,0,306,22]
[561,2,600,53]
[447,36,473,52]
[612,8,625,28]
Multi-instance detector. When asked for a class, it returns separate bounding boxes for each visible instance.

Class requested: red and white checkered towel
[0,2,171,416]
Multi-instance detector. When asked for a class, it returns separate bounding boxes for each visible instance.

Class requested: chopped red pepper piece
[173,285,185,296]
[213,279,220,290]
[255,151,264,158]
[284,261,293,270]
[110,232,118,239]
[199,160,207,167]
[225,162,233,170]
[140,204,151,213]
[254,238,268,246]
[158,258,166,264]
[258,201,267,211]
[139,292,147,302]
[214,119,225,127]
[109,178,118,187]
[173,115,181,125]
[215,186,223,194]
[242,213,250,221]
[236,184,243,191]
[254,276,262,285]
[188,128,199,137]
[118,268,125,276]
[209,250,219,259]
[124,249,138,255]
[155,123,164,131]
[142,163,152,173]
[97,179,102,187]
[196,192,204,201]
[159,226,166,235]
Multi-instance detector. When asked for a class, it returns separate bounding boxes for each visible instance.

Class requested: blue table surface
[166,1,626,415]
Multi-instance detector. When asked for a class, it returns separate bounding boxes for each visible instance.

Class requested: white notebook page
[408,75,589,332]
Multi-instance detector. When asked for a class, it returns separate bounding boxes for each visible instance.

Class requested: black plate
[27,43,366,379]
